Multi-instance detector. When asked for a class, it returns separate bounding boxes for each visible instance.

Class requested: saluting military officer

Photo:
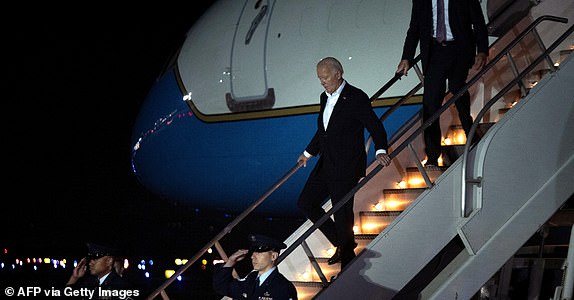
[213,234,298,300]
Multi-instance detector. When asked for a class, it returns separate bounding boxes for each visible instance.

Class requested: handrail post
[532,28,558,72]
[408,143,433,188]
[506,53,529,97]
[301,240,329,285]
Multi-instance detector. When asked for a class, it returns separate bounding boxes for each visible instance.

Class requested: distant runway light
[165,270,175,278]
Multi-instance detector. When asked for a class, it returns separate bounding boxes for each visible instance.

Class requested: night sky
[3,6,226,257]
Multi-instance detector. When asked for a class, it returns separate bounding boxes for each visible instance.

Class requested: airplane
[132,0,571,215]
[131,0,574,299]
[130,0,439,216]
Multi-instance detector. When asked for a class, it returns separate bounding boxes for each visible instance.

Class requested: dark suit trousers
[297,167,357,263]
[423,41,475,163]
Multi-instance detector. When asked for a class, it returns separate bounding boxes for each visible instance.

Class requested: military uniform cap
[86,242,120,260]
[248,234,287,253]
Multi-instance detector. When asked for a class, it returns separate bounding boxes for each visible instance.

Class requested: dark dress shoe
[328,248,341,265]
[328,242,358,265]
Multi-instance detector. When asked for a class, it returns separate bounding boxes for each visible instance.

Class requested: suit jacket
[306,81,388,181]
[401,0,489,71]
[213,265,298,300]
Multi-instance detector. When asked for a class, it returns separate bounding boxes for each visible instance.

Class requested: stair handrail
[277,14,569,266]
[145,162,303,300]
[461,20,573,217]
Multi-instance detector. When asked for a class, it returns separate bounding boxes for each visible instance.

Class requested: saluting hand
[66,257,87,285]
[224,249,249,267]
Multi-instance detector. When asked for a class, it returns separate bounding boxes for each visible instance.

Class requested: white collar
[257,266,276,285]
[326,80,346,98]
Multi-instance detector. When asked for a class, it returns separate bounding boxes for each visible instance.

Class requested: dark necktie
[252,276,260,295]
[436,0,446,42]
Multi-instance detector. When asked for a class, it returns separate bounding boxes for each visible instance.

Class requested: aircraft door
[227,0,275,112]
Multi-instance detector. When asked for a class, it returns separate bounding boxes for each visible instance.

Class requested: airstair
[145,7,574,300]
[278,13,574,300]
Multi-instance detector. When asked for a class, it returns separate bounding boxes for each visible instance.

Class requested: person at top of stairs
[297,57,392,269]
[396,0,489,167]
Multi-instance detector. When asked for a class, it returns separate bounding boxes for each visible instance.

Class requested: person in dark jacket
[396,0,489,166]
[66,242,137,299]
[213,234,298,300]
[297,57,391,269]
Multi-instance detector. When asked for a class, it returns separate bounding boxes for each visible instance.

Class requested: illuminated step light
[443,129,466,146]
[373,199,408,211]
[325,247,335,258]
[299,271,312,281]
[360,211,402,234]
[396,181,407,189]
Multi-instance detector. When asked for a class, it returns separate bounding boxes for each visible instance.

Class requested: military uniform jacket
[213,265,298,300]
[67,271,133,300]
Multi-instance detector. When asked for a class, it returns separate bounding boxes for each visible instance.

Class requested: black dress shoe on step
[328,242,358,265]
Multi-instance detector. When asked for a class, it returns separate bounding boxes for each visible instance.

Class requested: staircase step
[292,281,326,300]
[383,188,425,199]
[359,211,402,234]
[406,166,447,187]
[441,122,496,166]
[355,233,378,250]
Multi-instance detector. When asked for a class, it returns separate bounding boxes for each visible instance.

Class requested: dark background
[2,4,306,298]
[2,5,307,298]
[4,6,216,256]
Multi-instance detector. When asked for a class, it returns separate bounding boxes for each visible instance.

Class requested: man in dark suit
[297,57,391,269]
[396,0,489,166]
[213,234,298,300]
